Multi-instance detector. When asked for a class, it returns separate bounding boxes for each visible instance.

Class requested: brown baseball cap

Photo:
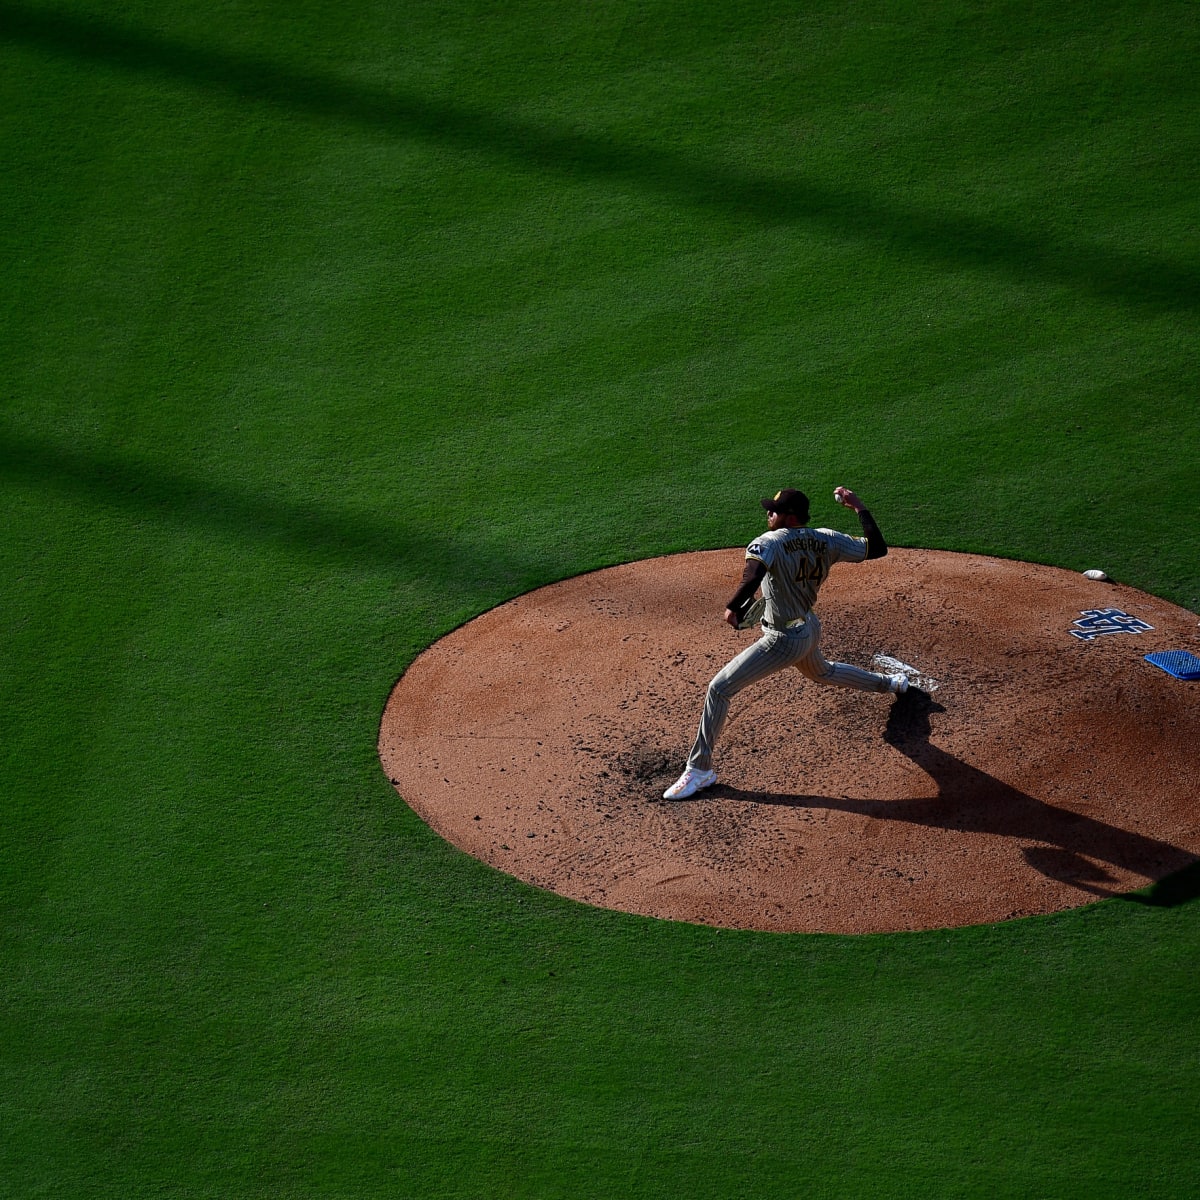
[761,488,809,518]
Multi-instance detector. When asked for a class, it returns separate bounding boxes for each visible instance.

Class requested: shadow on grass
[2,3,1197,314]
[1116,859,1200,909]
[0,426,543,589]
[716,688,1197,900]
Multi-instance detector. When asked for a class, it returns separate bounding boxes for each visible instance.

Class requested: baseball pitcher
[664,486,909,800]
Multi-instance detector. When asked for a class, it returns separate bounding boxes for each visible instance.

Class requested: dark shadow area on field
[1116,859,1200,909]
[3,3,1196,315]
[712,689,1197,895]
[0,427,542,586]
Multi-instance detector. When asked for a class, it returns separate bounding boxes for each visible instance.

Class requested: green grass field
[3,1,1199,1195]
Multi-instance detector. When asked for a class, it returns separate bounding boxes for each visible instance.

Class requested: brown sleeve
[727,559,767,614]
[858,508,888,560]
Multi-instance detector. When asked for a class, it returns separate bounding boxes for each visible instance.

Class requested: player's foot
[887,673,909,695]
[663,767,717,800]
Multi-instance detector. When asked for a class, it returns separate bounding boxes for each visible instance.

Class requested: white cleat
[887,673,909,695]
[872,654,938,693]
[663,767,717,800]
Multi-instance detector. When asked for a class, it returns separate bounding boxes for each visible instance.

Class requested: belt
[762,615,808,632]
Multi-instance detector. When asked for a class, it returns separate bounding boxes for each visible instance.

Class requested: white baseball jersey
[746,526,868,627]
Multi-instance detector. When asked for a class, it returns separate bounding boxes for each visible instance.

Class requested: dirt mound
[379,549,1200,933]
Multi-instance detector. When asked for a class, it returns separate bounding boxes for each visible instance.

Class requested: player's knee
[709,667,750,703]
[797,658,833,682]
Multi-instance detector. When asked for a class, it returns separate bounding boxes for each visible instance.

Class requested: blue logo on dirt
[1070,607,1154,641]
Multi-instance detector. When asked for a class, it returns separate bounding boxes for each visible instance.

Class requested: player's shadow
[719,688,1198,902]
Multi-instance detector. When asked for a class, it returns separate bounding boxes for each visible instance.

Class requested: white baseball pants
[686,613,892,771]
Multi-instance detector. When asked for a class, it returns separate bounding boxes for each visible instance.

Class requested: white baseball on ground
[1083,569,1109,581]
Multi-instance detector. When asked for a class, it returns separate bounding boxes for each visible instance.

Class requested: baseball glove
[735,596,766,630]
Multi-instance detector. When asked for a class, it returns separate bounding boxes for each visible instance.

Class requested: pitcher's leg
[794,615,893,693]
[686,634,800,770]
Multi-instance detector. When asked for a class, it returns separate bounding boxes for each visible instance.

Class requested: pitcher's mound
[379,549,1200,933]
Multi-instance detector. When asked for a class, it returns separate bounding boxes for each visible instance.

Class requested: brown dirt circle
[379,549,1200,934]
